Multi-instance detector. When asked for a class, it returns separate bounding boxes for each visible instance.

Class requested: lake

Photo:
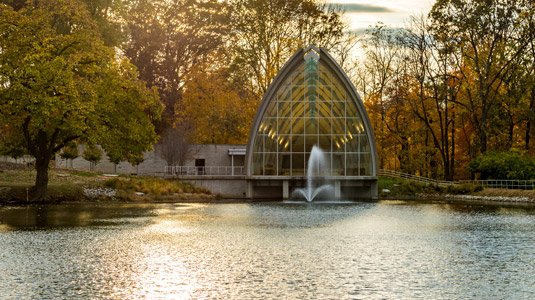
[1,201,535,299]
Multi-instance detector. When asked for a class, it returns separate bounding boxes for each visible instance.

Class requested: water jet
[293,146,334,202]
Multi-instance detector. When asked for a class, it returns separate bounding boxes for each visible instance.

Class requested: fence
[164,166,245,176]
[380,169,535,190]
[459,180,535,190]
[379,169,455,186]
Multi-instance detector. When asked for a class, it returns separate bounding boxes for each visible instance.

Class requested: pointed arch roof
[245,46,379,177]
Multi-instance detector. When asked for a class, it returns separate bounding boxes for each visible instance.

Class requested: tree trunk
[449,110,455,181]
[31,155,51,202]
[479,130,487,154]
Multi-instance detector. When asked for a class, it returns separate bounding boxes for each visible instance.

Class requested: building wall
[0,155,34,164]
[56,144,246,175]
[184,144,245,167]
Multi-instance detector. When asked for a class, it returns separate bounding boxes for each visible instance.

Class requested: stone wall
[181,177,248,198]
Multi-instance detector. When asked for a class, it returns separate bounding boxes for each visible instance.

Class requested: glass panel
[292,135,305,152]
[252,153,263,175]
[305,117,318,135]
[306,83,317,93]
[275,135,285,152]
[278,86,292,101]
[263,152,277,175]
[347,133,358,152]
[291,153,305,176]
[346,100,359,118]
[278,101,292,117]
[292,101,305,117]
[292,86,305,102]
[305,135,318,153]
[318,85,331,102]
[265,100,278,116]
[319,68,332,86]
[318,118,331,135]
[318,102,331,118]
[332,118,345,134]
[263,118,277,136]
[332,85,345,102]
[332,101,345,118]
[318,135,331,152]
[293,72,304,86]
[361,135,370,153]
[359,153,371,175]
[253,135,264,152]
[332,153,345,175]
[278,118,291,134]
[264,135,278,153]
[278,153,291,175]
[346,153,359,176]
[292,118,304,135]
[347,118,363,135]
[279,135,291,152]
[307,100,318,119]
[333,135,345,153]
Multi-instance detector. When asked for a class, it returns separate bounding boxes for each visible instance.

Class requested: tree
[0,1,162,201]
[59,142,79,168]
[430,0,531,154]
[400,15,461,180]
[107,151,123,173]
[82,145,103,171]
[228,0,348,97]
[180,66,256,144]
[124,0,231,132]
[356,23,405,170]
[467,149,535,180]
[155,125,192,167]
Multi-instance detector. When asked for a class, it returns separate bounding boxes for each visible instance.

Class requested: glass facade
[250,52,373,176]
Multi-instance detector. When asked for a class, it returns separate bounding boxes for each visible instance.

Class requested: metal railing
[165,166,245,176]
[459,180,535,190]
[379,169,455,186]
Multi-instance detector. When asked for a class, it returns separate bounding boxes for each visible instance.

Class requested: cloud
[333,3,395,13]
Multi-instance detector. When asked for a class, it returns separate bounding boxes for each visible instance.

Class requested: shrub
[446,183,483,194]
[103,178,209,195]
[468,149,535,180]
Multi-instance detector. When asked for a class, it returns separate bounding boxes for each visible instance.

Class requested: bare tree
[155,126,192,167]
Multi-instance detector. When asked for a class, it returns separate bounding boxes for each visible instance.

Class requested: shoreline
[2,167,535,207]
[3,193,535,207]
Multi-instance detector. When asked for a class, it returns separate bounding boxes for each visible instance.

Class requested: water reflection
[1,201,535,299]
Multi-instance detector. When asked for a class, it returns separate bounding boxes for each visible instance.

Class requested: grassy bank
[0,168,214,204]
[378,176,535,203]
[378,177,483,198]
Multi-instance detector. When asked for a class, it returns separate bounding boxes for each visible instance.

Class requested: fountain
[293,146,334,202]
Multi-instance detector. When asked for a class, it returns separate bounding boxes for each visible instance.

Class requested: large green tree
[0,0,162,202]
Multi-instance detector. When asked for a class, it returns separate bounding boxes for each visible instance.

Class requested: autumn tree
[228,0,349,98]
[124,0,231,132]
[180,66,256,144]
[430,0,531,154]
[356,24,405,170]
[0,1,162,201]
[398,15,461,180]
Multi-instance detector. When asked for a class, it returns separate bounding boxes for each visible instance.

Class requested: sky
[329,0,437,32]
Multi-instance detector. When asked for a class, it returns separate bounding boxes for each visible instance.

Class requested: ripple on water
[1,202,535,299]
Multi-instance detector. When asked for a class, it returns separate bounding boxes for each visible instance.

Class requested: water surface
[1,201,535,299]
